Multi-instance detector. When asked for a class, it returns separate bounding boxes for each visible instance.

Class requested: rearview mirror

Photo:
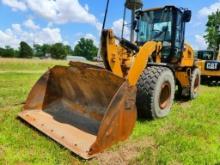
[183,10,192,22]
[135,10,144,18]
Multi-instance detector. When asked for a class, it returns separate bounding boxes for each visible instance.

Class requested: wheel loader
[196,50,220,83]
[18,5,200,159]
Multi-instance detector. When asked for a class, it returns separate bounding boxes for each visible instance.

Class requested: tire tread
[136,66,171,119]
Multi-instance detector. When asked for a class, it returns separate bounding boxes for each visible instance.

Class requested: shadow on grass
[201,81,220,87]
[174,94,190,103]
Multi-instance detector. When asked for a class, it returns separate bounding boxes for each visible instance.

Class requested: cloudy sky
[0,0,219,49]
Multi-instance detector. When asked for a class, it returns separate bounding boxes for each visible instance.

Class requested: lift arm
[127,41,162,85]
[101,29,162,86]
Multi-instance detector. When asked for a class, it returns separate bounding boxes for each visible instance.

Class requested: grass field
[0,58,220,165]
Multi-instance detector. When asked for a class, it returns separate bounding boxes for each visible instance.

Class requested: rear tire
[136,66,175,119]
[189,68,201,99]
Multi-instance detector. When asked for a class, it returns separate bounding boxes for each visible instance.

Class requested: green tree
[33,44,51,57]
[0,48,4,57]
[0,46,17,57]
[19,41,34,58]
[204,10,220,51]
[65,45,74,56]
[50,43,68,59]
[73,38,98,60]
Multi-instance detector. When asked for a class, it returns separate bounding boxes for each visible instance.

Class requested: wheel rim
[193,74,200,93]
[159,82,171,110]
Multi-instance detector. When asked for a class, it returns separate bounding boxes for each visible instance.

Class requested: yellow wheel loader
[19,5,200,159]
[196,50,220,84]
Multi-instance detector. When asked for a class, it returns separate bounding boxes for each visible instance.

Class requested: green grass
[0,58,220,165]
[0,58,67,72]
[131,87,220,164]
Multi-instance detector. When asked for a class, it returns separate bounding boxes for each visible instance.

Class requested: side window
[138,20,148,43]
[174,11,184,58]
[175,12,183,49]
[153,22,172,41]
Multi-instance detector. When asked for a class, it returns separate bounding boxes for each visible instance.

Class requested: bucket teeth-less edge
[19,62,137,159]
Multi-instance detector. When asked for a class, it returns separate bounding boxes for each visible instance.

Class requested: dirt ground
[89,137,156,165]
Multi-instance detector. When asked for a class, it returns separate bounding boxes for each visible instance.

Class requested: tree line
[0,38,98,60]
[204,10,220,52]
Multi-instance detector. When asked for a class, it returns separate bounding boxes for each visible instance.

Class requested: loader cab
[136,6,191,63]
[197,50,216,60]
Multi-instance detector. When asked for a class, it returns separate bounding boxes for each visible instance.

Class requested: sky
[0,0,220,50]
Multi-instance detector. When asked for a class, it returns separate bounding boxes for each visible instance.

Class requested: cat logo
[205,61,220,70]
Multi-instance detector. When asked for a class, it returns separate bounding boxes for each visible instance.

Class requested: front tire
[136,66,175,119]
[189,68,201,99]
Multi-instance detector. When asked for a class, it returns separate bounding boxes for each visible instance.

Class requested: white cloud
[194,34,207,50]
[0,23,64,48]
[112,18,130,40]
[1,0,101,30]
[0,30,20,48]
[23,19,40,30]
[11,24,22,33]
[198,0,220,17]
[84,4,89,12]
[34,28,63,44]
[84,33,96,41]
[26,0,101,30]
[26,0,57,21]
[2,0,27,11]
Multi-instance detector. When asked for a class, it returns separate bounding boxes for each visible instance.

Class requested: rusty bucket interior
[18,62,137,159]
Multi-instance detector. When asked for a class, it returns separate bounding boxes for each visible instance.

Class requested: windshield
[197,51,215,60]
[137,8,172,44]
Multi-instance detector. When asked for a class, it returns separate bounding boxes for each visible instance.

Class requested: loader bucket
[18,62,137,159]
